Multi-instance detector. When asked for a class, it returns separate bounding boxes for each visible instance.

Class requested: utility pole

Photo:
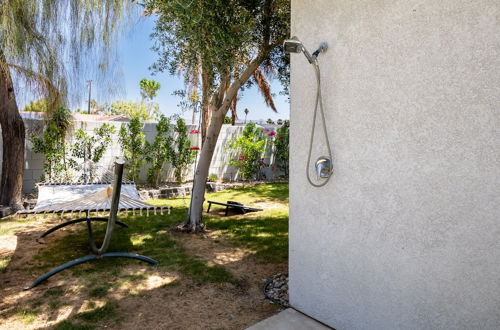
[87,80,92,114]
[192,101,197,125]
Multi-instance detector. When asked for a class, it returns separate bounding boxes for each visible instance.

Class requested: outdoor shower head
[283,36,328,64]
[283,37,303,53]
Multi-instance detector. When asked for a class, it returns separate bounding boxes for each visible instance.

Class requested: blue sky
[111,16,289,122]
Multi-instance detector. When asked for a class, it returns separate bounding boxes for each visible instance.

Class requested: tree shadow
[0,211,286,329]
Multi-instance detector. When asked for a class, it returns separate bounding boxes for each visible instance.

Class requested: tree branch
[213,71,230,109]
[262,0,272,48]
[218,52,268,114]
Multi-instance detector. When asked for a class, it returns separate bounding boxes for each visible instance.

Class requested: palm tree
[244,108,249,123]
[0,1,134,209]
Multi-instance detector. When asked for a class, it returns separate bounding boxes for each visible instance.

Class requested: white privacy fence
[0,116,284,193]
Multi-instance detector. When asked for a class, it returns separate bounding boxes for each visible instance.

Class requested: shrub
[71,124,116,182]
[226,122,266,180]
[119,117,146,181]
[208,173,218,182]
[169,118,195,184]
[31,106,73,182]
[273,122,289,177]
[144,115,173,186]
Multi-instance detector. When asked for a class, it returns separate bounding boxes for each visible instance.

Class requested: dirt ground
[0,216,287,329]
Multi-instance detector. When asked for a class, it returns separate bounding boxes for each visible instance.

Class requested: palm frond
[253,66,277,112]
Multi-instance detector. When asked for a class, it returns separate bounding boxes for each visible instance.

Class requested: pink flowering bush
[226,122,266,180]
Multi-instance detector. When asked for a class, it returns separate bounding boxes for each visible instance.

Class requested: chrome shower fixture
[283,36,328,64]
[283,36,333,187]
[315,156,332,179]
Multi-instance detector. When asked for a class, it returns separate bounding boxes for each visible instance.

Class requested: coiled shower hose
[305,60,333,187]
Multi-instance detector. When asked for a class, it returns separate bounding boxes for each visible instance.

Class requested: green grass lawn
[30,182,288,277]
[150,182,289,263]
[0,182,288,329]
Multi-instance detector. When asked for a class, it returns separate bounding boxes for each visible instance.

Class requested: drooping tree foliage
[0,1,135,209]
[143,0,290,231]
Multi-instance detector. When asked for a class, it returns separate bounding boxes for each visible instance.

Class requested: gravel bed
[263,273,289,307]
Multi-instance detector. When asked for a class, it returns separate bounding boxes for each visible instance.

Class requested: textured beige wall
[289,1,500,329]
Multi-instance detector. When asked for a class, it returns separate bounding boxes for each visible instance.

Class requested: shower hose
[306,60,333,187]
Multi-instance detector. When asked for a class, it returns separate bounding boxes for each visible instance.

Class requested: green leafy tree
[31,106,73,182]
[266,118,275,124]
[110,100,159,121]
[119,117,146,181]
[273,122,289,177]
[144,0,290,231]
[169,118,195,184]
[223,116,232,124]
[226,122,266,180]
[140,78,161,101]
[276,118,283,125]
[144,115,173,186]
[71,124,116,182]
[23,98,54,112]
[0,1,134,209]
[172,89,201,125]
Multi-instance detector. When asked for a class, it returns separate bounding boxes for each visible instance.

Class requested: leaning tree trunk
[0,59,25,210]
[179,53,269,232]
[180,109,225,232]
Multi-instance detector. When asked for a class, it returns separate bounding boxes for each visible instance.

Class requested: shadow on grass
[0,182,289,329]
[204,182,289,204]
[206,212,288,264]
[32,208,235,284]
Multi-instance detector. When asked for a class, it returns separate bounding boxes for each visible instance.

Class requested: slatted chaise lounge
[21,160,170,290]
[18,167,170,239]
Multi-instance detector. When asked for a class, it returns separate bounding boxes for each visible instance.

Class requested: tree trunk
[179,108,225,232]
[179,53,269,232]
[0,59,25,210]
[200,71,211,144]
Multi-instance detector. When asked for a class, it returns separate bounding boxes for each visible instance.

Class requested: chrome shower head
[283,36,328,64]
[283,37,303,53]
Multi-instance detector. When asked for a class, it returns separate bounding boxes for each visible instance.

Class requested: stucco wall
[289,1,499,329]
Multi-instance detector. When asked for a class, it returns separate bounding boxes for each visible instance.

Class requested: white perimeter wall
[289,1,499,329]
[0,120,281,193]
